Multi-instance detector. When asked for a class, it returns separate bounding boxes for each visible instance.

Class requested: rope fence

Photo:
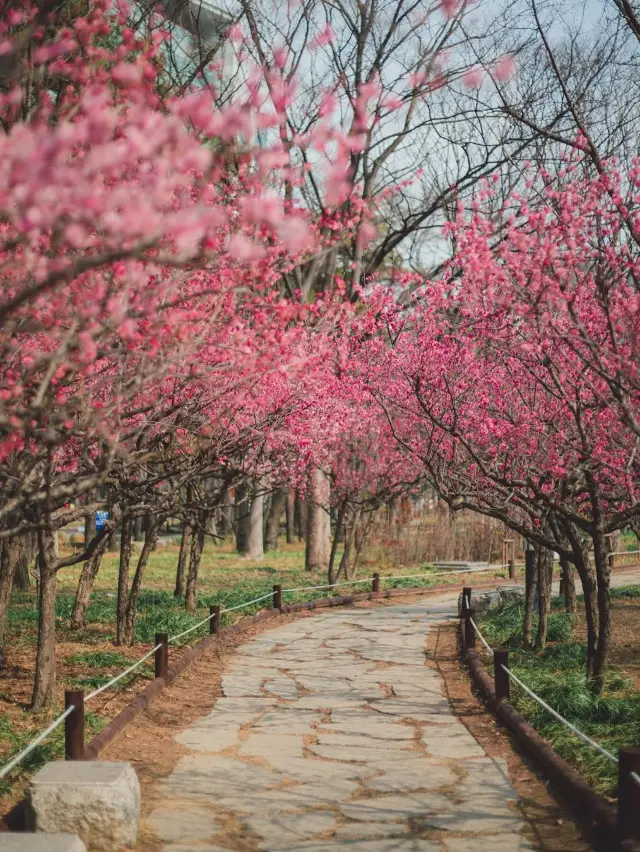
[460,584,640,846]
[1,564,509,783]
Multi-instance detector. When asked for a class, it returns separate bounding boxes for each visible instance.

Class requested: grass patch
[479,597,640,798]
[0,712,107,796]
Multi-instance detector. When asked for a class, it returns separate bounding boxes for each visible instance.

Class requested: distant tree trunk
[116,516,133,646]
[13,534,33,591]
[70,539,107,629]
[235,484,250,554]
[122,518,161,644]
[132,516,144,542]
[246,492,264,559]
[174,525,192,598]
[294,491,304,541]
[265,487,287,551]
[305,468,331,572]
[523,548,537,650]
[0,537,20,648]
[218,487,234,538]
[31,529,58,709]
[328,500,347,584]
[84,510,96,547]
[534,547,554,651]
[286,489,295,544]
[185,517,206,613]
[560,553,577,618]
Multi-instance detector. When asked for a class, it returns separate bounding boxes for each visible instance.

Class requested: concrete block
[26,761,140,852]
[0,834,86,852]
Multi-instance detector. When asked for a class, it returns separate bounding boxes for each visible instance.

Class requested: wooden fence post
[494,650,510,702]
[210,604,221,635]
[273,584,283,612]
[508,560,515,580]
[65,689,84,761]
[372,572,380,594]
[155,632,169,680]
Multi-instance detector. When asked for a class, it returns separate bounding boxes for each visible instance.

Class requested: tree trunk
[174,525,192,598]
[132,516,144,542]
[218,487,234,538]
[122,519,161,645]
[235,484,250,554]
[70,540,107,629]
[328,500,348,584]
[13,535,32,591]
[294,491,304,541]
[116,516,133,646]
[560,553,577,617]
[534,547,553,651]
[246,492,264,559]
[523,548,537,650]
[305,468,331,572]
[265,487,287,552]
[185,517,206,614]
[0,537,20,648]
[285,489,295,544]
[567,528,599,683]
[592,529,612,695]
[31,530,58,709]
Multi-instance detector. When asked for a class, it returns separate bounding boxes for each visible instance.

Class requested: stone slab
[26,761,140,852]
[0,835,86,852]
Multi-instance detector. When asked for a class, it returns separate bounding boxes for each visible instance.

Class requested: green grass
[0,712,107,796]
[479,597,640,798]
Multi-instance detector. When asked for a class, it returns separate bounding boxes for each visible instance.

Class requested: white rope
[500,664,619,765]
[84,644,162,700]
[168,616,214,644]
[0,706,75,781]
[469,617,493,654]
[383,565,509,582]
[631,771,640,789]
[282,578,374,593]
[611,550,640,557]
[222,591,276,613]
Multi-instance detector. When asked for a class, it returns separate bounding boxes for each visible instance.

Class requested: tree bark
[185,516,206,613]
[560,552,577,617]
[174,525,192,598]
[328,500,347,584]
[132,515,144,542]
[294,491,304,541]
[566,526,599,683]
[285,489,295,544]
[12,534,32,591]
[31,530,58,709]
[523,548,537,650]
[235,484,249,554]
[265,487,286,551]
[305,468,331,572]
[122,518,161,644]
[592,528,612,695]
[70,539,107,629]
[116,516,133,646]
[246,491,264,559]
[0,537,20,648]
[534,546,553,651]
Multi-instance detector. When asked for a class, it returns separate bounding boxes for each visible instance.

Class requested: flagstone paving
[147,596,536,851]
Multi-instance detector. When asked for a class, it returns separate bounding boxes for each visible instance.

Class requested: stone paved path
[147,595,536,851]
